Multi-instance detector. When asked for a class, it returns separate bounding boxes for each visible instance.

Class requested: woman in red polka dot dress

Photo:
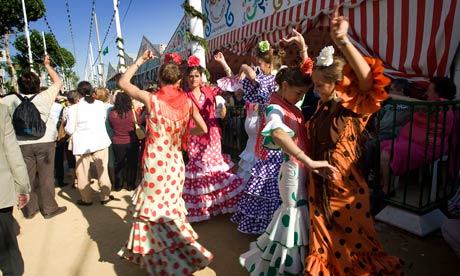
[182,55,245,222]
[117,50,213,275]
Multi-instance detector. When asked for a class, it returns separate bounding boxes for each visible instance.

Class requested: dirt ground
[13,179,459,276]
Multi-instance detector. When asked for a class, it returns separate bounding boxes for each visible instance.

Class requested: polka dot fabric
[184,88,245,223]
[305,58,403,276]
[232,74,282,235]
[118,94,213,275]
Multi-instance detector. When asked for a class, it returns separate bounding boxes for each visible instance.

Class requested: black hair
[76,81,95,104]
[431,77,456,100]
[275,66,313,88]
[18,71,40,95]
[113,92,132,117]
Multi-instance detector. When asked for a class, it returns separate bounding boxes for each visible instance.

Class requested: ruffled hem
[237,168,252,182]
[184,156,234,178]
[335,57,390,115]
[119,236,212,276]
[130,186,187,222]
[304,250,403,276]
[234,193,282,219]
[183,176,245,208]
[239,204,309,276]
[186,197,241,222]
[183,171,244,196]
[231,212,272,235]
[216,76,242,92]
[238,149,258,169]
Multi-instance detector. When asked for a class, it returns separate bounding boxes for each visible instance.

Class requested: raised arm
[44,55,62,90]
[189,104,208,135]
[214,52,234,77]
[330,5,372,92]
[118,50,157,110]
[238,64,256,82]
[281,28,309,63]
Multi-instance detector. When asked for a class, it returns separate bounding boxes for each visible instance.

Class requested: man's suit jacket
[0,103,30,209]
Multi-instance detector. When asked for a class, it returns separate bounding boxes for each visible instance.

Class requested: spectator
[108,92,140,191]
[95,87,115,186]
[1,55,67,219]
[65,81,113,206]
[380,77,456,194]
[0,103,30,276]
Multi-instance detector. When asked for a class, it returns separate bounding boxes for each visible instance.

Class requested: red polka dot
[173,262,180,269]
[157,175,164,181]
[191,249,197,255]
[165,188,170,193]
[171,167,176,172]
[149,152,156,158]
[167,175,171,181]
[157,146,163,152]
[134,235,140,240]
[143,208,149,214]
[149,167,156,174]
[163,139,169,145]
[158,203,163,209]
[155,189,161,195]
[182,268,189,274]
[143,225,149,231]
[157,160,164,166]
[141,236,147,242]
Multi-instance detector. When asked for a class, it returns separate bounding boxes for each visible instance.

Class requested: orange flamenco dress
[304,58,403,275]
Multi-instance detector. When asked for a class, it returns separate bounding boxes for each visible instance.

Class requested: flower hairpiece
[258,40,270,53]
[163,53,182,65]
[316,46,335,67]
[187,55,201,67]
[300,58,314,76]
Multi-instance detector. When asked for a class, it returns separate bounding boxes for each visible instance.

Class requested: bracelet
[338,40,349,48]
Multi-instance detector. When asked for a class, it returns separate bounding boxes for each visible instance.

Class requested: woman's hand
[137,50,157,65]
[44,55,51,67]
[329,5,349,44]
[214,51,226,64]
[281,28,307,51]
[308,160,340,181]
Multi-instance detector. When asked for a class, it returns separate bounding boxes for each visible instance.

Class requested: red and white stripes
[207,0,460,84]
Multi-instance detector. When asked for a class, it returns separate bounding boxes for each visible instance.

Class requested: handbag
[68,105,78,151]
[132,109,146,140]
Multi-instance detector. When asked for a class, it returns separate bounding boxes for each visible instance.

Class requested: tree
[0,0,45,92]
[14,30,76,69]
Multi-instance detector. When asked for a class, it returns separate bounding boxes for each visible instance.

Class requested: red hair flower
[300,58,314,76]
[163,53,182,65]
[187,55,201,68]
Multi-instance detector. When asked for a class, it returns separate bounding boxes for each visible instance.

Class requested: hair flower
[300,58,314,76]
[187,55,201,67]
[316,46,335,67]
[163,53,182,65]
[258,40,270,53]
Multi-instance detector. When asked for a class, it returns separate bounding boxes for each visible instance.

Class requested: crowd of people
[1,6,459,276]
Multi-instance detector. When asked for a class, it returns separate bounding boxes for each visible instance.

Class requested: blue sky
[24,0,185,81]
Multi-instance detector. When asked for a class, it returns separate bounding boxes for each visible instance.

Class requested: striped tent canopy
[206,0,460,84]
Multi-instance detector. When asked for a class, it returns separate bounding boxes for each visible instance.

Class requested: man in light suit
[0,103,30,276]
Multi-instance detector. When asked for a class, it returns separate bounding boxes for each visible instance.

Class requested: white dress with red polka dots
[183,87,245,222]
[118,93,213,275]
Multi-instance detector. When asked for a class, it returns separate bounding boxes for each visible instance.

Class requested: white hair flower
[316,46,335,67]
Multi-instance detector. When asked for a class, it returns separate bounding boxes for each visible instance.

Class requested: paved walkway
[13,182,459,276]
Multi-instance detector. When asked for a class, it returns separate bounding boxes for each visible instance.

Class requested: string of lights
[83,0,96,79]
[65,0,78,68]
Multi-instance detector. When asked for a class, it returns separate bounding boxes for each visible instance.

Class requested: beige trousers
[75,147,112,202]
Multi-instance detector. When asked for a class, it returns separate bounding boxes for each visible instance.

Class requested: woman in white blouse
[65,81,113,205]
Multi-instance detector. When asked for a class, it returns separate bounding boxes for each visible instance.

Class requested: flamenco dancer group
[117,7,403,276]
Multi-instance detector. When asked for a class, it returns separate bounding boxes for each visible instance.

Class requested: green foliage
[0,0,45,36]
[186,31,209,53]
[13,29,75,69]
[181,1,208,23]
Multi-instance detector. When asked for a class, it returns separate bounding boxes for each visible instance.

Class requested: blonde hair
[95,87,110,103]
[313,56,346,83]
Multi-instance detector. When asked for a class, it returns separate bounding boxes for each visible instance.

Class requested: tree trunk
[4,32,19,93]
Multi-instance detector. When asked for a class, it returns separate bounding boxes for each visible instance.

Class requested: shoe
[77,200,93,206]
[100,195,115,205]
[24,210,40,219]
[43,206,67,219]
